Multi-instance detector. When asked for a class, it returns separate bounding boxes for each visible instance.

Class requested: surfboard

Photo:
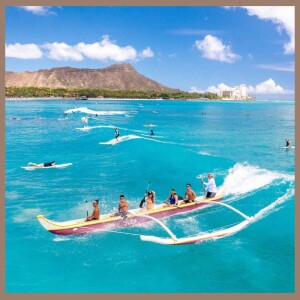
[140,133,164,138]
[99,134,141,145]
[76,126,92,131]
[280,146,295,149]
[143,124,157,127]
[21,163,73,171]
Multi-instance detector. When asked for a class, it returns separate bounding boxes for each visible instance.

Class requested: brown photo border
[0,0,298,299]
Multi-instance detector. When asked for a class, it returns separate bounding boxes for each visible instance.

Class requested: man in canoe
[28,161,56,168]
[86,200,100,221]
[202,173,217,198]
[181,183,197,204]
[111,195,129,217]
[115,127,120,141]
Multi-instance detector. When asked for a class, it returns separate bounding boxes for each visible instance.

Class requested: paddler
[163,189,179,207]
[202,173,217,198]
[181,183,197,204]
[86,200,100,221]
[111,195,129,217]
[28,161,56,168]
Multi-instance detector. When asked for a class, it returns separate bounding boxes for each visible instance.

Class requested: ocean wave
[64,107,126,115]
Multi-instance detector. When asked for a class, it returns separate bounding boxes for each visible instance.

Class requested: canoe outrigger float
[37,187,225,236]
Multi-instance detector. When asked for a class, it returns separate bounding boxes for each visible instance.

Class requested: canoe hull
[39,197,222,236]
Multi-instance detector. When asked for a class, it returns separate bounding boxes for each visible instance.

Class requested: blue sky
[5,6,295,99]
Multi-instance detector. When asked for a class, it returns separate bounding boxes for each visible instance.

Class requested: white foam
[99,134,142,145]
[64,107,126,116]
[222,163,294,196]
[12,208,42,223]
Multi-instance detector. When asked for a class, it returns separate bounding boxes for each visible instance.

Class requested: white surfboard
[21,163,73,171]
[140,133,164,138]
[99,134,141,145]
[143,124,157,127]
[280,146,295,149]
[76,126,92,131]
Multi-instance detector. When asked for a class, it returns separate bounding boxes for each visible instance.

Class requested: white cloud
[254,78,293,94]
[257,62,294,72]
[139,47,154,59]
[5,36,154,62]
[76,35,138,62]
[5,43,43,59]
[227,6,295,54]
[43,42,83,61]
[195,35,241,63]
[190,79,293,95]
[19,6,55,16]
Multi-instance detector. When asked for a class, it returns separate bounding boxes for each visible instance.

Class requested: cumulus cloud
[5,43,43,59]
[190,79,293,95]
[76,35,138,62]
[19,6,56,16]
[226,6,295,54]
[43,42,84,61]
[195,35,241,63]
[5,36,154,62]
[139,47,154,59]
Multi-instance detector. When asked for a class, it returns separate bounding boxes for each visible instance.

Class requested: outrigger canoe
[37,187,225,236]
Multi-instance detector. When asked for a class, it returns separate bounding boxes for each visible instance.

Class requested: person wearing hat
[164,189,178,207]
[86,200,100,221]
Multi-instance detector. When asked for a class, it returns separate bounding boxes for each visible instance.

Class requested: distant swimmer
[115,127,120,141]
[82,116,89,128]
[86,200,100,221]
[202,173,217,198]
[150,129,154,136]
[28,161,56,168]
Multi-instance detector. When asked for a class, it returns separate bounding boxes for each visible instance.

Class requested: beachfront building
[220,85,254,100]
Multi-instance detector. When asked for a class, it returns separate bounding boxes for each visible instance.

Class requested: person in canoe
[86,200,100,221]
[111,195,129,217]
[202,173,217,198]
[144,191,155,210]
[28,161,56,168]
[140,190,156,208]
[115,127,120,141]
[181,183,197,204]
[164,189,179,207]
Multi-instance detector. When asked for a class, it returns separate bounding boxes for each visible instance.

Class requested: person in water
[86,200,100,221]
[286,139,291,147]
[28,161,56,168]
[150,129,154,136]
[111,195,129,217]
[182,183,197,204]
[202,173,217,198]
[115,127,120,141]
[82,116,89,128]
[164,189,179,207]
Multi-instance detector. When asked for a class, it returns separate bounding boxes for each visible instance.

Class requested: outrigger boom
[139,200,254,245]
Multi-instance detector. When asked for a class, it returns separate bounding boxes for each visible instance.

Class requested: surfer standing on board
[286,139,291,147]
[115,127,120,141]
[82,116,88,128]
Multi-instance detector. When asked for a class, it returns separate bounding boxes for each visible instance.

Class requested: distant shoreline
[5,97,254,101]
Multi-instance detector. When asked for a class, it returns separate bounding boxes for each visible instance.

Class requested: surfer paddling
[86,200,100,221]
[28,161,56,168]
[202,174,217,198]
[115,127,120,141]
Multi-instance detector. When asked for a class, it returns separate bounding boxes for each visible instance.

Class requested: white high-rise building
[220,84,253,100]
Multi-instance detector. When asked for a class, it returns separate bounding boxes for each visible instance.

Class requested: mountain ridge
[5,64,176,92]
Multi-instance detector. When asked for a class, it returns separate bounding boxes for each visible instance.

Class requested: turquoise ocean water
[5,99,295,293]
